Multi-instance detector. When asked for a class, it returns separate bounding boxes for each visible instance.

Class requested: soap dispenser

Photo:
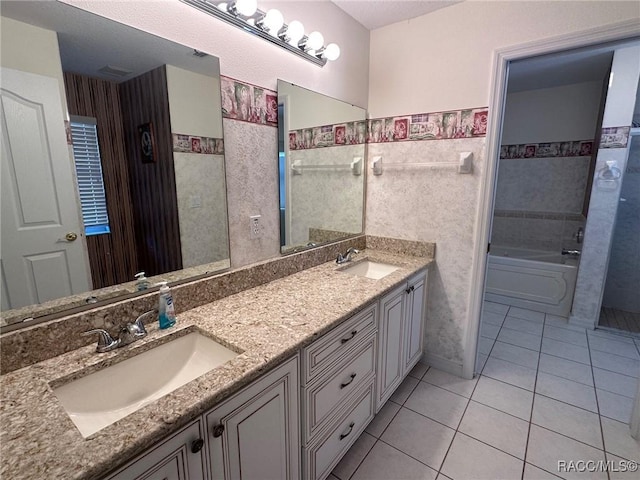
[134,272,150,291]
[156,281,177,329]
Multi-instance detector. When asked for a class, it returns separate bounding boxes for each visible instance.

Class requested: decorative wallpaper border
[172,133,224,154]
[288,107,489,150]
[220,76,277,127]
[600,126,630,149]
[500,140,594,159]
[368,108,488,143]
[289,122,366,150]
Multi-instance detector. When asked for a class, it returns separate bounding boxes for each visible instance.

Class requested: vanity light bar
[181,0,336,67]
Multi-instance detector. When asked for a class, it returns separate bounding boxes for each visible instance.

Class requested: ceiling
[508,47,616,93]
[331,0,462,30]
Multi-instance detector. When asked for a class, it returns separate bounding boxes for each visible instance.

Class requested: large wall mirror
[1,1,230,329]
[277,80,366,253]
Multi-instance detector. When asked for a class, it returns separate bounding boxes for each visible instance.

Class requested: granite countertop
[0,249,432,479]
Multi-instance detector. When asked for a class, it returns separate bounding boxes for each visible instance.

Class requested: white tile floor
[331,302,640,480]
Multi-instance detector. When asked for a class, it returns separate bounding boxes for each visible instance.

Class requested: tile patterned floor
[331,302,640,480]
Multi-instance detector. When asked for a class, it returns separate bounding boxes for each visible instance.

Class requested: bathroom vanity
[0,244,431,480]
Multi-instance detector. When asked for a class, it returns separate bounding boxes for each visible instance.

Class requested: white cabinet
[104,419,208,480]
[206,355,300,480]
[376,270,428,411]
[403,272,427,374]
[301,304,378,480]
[105,356,299,480]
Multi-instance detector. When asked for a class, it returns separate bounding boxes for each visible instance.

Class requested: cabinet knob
[191,438,204,453]
[212,424,225,438]
[406,285,415,294]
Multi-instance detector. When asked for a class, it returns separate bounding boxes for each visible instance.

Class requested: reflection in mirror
[0,1,230,328]
[277,80,366,254]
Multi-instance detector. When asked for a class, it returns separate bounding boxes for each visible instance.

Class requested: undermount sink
[52,331,240,437]
[340,260,399,280]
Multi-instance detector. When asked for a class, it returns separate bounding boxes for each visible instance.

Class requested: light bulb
[235,0,257,16]
[306,31,324,50]
[323,43,340,61]
[263,9,284,35]
[286,20,305,45]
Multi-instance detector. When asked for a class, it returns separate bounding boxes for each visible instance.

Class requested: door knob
[65,232,78,242]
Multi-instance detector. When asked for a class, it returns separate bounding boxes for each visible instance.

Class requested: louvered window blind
[70,116,110,236]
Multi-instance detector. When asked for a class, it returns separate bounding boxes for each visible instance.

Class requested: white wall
[279,81,365,130]
[0,16,69,115]
[367,1,639,370]
[369,1,638,116]
[166,64,223,138]
[502,81,604,145]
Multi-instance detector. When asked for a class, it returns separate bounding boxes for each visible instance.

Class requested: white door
[1,67,90,310]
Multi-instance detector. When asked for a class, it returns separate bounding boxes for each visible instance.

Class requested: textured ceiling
[331,0,462,30]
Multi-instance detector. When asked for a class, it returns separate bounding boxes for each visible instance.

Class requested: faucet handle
[132,310,155,336]
[82,329,119,353]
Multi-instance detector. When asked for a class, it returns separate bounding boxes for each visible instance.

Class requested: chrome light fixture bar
[181,0,339,67]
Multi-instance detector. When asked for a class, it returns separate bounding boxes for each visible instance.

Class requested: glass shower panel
[600,133,640,332]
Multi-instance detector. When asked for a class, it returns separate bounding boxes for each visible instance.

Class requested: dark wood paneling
[119,66,182,276]
[64,72,139,288]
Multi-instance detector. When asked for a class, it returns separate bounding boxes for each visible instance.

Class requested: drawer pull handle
[340,373,357,389]
[340,330,358,344]
[191,438,204,453]
[212,424,225,438]
[340,422,355,440]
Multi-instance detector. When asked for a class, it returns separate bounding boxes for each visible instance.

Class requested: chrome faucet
[336,247,360,264]
[82,310,154,353]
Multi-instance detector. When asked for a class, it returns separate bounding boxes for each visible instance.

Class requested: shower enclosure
[599,131,640,333]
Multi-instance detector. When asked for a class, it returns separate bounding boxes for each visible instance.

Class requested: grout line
[586,331,611,480]
[339,432,376,480]
[374,438,439,476]
[345,366,431,480]
[521,312,545,480]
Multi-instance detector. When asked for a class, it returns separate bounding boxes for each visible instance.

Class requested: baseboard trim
[422,353,464,378]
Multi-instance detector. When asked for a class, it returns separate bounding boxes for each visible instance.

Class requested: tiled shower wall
[491,152,589,252]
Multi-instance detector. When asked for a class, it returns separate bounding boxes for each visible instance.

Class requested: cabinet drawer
[303,303,377,385]
[304,382,375,480]
[304,334,376,441]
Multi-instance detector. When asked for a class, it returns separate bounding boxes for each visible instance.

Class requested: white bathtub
[485,246,578,316]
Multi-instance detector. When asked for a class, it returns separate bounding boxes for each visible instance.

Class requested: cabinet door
[207,355,300,480]
[403,271,427,375]
[376,284,406,411]
[105,420,207,480]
